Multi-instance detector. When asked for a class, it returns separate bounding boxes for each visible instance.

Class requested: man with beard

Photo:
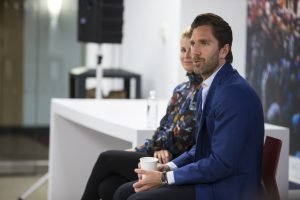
[114,13,265,200]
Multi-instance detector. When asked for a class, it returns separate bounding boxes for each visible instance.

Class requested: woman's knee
[98,150,114,159]
[97,150,119,164]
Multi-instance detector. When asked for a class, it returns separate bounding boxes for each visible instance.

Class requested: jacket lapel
[195,63,233,145]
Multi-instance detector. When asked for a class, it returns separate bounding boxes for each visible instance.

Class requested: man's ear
[219,44,230,59]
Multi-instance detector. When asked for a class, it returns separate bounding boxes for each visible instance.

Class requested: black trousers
[114,181,195,200]
[81,150,147,200]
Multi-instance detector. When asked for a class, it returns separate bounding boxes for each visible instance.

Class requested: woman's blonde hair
[181,27,192,39]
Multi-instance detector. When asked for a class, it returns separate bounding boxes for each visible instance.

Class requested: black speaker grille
[78,0,124,44]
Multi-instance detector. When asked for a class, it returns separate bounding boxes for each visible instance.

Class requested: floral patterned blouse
[135,73,202,158]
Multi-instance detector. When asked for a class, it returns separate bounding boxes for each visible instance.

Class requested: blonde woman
[81,28,202,200]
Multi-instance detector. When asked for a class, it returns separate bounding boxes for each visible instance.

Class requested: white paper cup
[139,157,158,179]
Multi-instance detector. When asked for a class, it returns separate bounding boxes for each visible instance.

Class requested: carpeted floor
[0,129,49,199]
[0,175,47,200]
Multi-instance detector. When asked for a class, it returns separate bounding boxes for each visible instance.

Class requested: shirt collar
[202,64,224,89]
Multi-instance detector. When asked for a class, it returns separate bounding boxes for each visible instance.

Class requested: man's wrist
[166,162,177,170]
[161,171,168,187]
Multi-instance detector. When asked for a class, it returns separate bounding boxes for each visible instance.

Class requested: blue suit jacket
[172,63,264,200]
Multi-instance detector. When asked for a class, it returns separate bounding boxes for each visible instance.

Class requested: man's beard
[192,50,220,77]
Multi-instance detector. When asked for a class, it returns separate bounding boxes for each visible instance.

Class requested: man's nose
[191,46,201,55]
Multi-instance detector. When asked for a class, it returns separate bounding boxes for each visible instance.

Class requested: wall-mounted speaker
[78,0,124,44]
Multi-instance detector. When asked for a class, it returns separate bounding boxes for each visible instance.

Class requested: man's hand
[153,150,173,164]
[133,169,162,192]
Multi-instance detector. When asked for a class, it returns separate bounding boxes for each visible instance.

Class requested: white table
[48,99,168,200]
[48,99,289,200]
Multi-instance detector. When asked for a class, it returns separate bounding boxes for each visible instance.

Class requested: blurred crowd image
[246,0,300,155]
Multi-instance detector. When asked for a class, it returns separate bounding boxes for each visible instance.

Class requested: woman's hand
[153,150,173,164]
[125,148,136,151]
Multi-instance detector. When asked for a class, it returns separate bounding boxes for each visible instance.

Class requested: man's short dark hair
[191,13,233,63]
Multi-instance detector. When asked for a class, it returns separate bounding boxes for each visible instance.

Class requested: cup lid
[140,157,158,162]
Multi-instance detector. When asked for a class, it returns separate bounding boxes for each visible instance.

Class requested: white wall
[179,0,247,83]
[121,0,181,99]
[86,0,247,99]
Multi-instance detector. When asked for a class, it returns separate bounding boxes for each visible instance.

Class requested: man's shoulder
[217,79,256,99]
[217,67,253,93]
